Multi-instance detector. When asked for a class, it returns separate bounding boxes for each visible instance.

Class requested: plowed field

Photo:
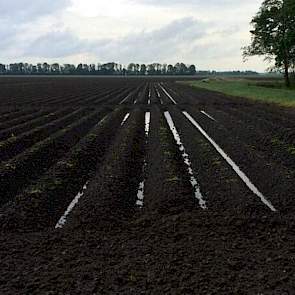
[0,77,295,294]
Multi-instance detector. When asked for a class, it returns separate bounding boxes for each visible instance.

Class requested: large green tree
[243,0,295,86]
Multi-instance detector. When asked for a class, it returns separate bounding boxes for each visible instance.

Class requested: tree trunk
[284,61,290,87]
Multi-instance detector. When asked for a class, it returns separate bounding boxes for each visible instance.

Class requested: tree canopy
[243,0,295,86]
[0,62,197,76]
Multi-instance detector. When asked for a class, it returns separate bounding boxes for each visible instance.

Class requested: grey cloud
[99,17,206,62]
[0,19,22,55]
[0,0,72,61]
[23,17,208,62]
[130,0,258,7]
[1,0,71,22]
[25,31,87,58]
[0,0,264,70]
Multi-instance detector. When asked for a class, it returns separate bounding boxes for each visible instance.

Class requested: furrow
[164,111,207,209]
[0,108,125,232]
[183,111,277,212]
[0,107,111,207]
[0,108,89,162]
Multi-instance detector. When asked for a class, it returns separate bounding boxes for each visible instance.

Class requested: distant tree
[147,64,156,75]
[135,64,140,75]
[174,63,188,75]
[9,63,20,74]
[32,65,37,74]
[89,64,96,73]
[167,64,174,75]
[18,63,23,73]
[51,63,60,74]
[37,63,42,74]
[76,63,83,74]
[243,0,295,87]
[113,63,120,73]
[97,63,102,73]
[83,64,89,73]
[23,63,30,73]
[127,63,136,75]
[188,65,196,75]
[162,63,167,75]
[140,64,147,75]
[0,61,197,76]
[98,63,105,74]
[42,63,50,73]
[103,62,117,74]
[0,64,6,74]
[153,63,162,74]
[174,63,181,74]
[62,64,76,74]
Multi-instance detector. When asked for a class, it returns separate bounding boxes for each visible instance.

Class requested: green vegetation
[183,78,295,107]
[243,0,295,87]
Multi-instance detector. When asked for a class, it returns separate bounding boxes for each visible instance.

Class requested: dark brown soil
[0,77,295,294]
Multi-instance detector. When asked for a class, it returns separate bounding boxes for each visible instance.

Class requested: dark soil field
[0,77,295,294]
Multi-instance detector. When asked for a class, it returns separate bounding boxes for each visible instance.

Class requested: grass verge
[182,78,295,107]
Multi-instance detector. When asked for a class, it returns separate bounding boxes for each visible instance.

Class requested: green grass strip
[182,79,295,107]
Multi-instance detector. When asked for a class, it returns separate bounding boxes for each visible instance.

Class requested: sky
[0,0,267,71]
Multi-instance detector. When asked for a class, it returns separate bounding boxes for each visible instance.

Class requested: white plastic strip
[136,181,144,207]
[201,111,216,122]
[121,113,130,126]
[155,86,162,103]
[136,112,151,207]
[164,111,207,209]
[145,112,151,136]
[166,86,178,97]
[183,111,277,212]
[55,182,89,229]
[119,94,130,104]
[95,114,108,126]
[155,88,161,98]
[55,113,110,229]
[159,84,177,104]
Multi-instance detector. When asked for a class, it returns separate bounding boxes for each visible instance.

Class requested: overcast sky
[0,0,267,71]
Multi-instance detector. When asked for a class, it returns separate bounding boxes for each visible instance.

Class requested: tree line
[0,62,197,76]
[243,0,295,86]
